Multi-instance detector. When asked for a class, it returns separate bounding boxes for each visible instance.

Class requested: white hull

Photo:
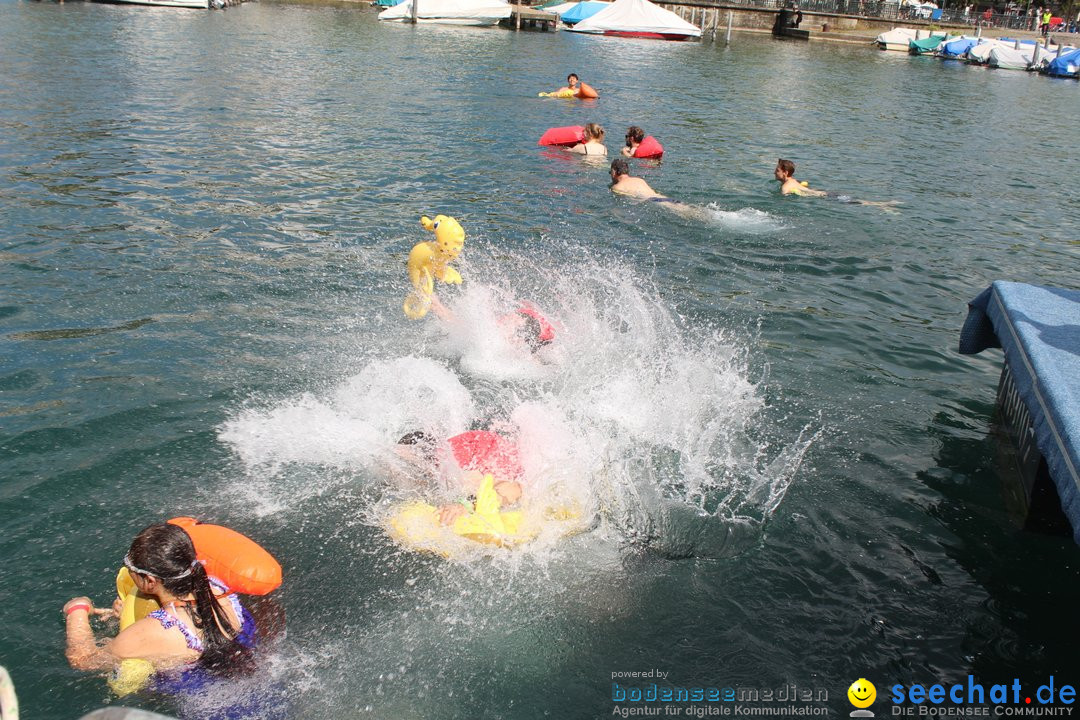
[382,16,503,24]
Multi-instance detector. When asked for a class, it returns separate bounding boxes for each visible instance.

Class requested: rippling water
[2,1,1079,717]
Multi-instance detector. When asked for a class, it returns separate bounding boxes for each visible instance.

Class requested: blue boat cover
[1046,48,1080,77]
[560,0,608,23]
[941,37,977,57]
[960,281,1080,543]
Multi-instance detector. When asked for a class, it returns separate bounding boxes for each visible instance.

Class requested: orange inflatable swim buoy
[168,517,282,595]
[576,82,599,99]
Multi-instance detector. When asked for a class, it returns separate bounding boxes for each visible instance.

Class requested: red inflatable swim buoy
[168,517,282,596]
[633,135,664,159]
[538,125,586,147]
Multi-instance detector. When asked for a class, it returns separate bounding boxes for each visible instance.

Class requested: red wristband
[65,603,91,616]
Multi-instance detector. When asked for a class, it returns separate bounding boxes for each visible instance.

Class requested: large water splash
[219,253,814,559]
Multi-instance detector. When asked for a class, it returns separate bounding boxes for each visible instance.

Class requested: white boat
[567,0,701,40]
[875,27,919,51]
[378,0,511,25]
[93,0,211,7]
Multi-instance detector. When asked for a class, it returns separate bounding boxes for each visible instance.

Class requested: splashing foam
[219,256,813,559]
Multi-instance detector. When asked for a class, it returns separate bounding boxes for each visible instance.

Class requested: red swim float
[516,302,555,344]
[633,135,664,159]
[168,517,282,596]
[538,125,586,147]
[446,431,524,481]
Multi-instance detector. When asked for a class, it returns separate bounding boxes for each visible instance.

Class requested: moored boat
[567,0,701,40]
[378,0,512,24]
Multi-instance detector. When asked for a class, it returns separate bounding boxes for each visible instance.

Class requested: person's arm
[565,143,587,155]
[428,294,454,322]
[494,481,522,506]
[64,597,120,671]
[620,146,633,157]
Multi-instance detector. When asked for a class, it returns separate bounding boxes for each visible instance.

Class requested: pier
[960,282,1080,541]
[504,4,559,30]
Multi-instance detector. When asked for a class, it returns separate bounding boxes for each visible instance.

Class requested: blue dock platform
[960,281,1080,543]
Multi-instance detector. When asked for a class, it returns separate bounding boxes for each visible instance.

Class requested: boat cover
[960,282,1080,544]
[569,0,701,37]
[1045,47,1080,77]
[909,35,947,53]
[559,0,610,23]
[379,0,511,21]
[939,37,977,57]
[989,44,1037,69]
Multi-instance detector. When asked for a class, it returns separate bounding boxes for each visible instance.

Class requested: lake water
[1,1,1079,718]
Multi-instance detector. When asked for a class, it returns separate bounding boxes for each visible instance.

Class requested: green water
[1,1,1079,718]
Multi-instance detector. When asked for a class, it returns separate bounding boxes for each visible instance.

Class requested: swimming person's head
[584,123,605,142]
[624,126,645,147]
[610,158,630,181]
[126,523,253,675]
[397,430,438,462]
[567,73,579,87]
[775,158,795,180]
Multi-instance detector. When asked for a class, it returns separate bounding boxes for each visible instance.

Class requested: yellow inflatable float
[387,474,586,558]
[403,215,465,319]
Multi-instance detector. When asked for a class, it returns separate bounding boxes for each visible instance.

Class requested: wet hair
[397,431,438,462]
[515,312,550,353]
[584,123,605,141]
[567,73,579,83]
[624,126,645,146]
[610,158,630,177]
[777,158,795,176]
[126,524,254,676]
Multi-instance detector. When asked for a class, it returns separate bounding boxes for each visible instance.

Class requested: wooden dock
[503,4,559,31]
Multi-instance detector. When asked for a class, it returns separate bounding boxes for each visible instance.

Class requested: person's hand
[63,597,95,618]
[494,481,522,506]
[437,503,469,526]
[621,146,632,157]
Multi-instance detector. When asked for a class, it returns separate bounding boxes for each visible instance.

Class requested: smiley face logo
[848,679,876,708]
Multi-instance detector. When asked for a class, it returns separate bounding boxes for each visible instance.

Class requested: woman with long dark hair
[63,523,256,689]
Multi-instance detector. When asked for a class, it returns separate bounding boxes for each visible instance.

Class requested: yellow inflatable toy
[106,567,161,696]
[538,89,576,98]
[387,474,585,558]
[403,215,465,319]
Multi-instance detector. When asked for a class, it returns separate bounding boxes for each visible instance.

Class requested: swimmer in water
[395,430,524,526]
[609,158,721,221]
[609,158,667,200]
[567,123,607,156]
[774,158,900,212]
[428,293,555,354]
[553,72,580,96]
[620,126,645,157]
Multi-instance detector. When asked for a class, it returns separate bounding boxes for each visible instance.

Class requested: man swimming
[395,430,524,526]
[609,158,669,200]
[554,72,580,95]
[774,158,899,212]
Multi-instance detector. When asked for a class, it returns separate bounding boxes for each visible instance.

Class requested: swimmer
[429,293,555,353]
[567,123,607,156]
[63,523,257,681]
[553,72,580,95]
[620,126,645,157]
[395,430,524,526]
[774,158,900,212]
[609,158,667,200]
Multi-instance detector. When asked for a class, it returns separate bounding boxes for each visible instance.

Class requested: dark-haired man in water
[774,158,900,212]
[609,158,668,200]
